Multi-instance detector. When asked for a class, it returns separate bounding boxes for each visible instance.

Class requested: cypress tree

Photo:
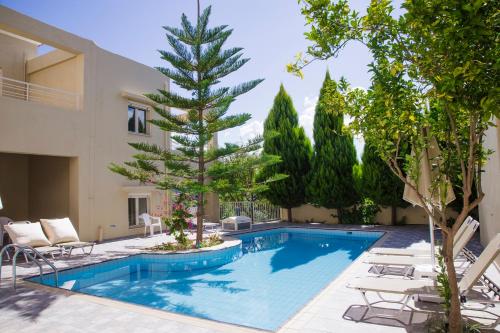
[307,72,358,223]
[361,142,408,225]
[259,85,312,222]
[110,6,263,246]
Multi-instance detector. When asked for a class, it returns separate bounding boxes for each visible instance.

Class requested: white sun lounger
[364,219,479,277]
[222,216,252,231]
[3,221,63,262]
[40,218,95,257]
[370,216,474,257]
[348,233,500,323]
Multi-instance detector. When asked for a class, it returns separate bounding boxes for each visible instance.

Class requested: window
[128,195,149,226]
[128,105,148,134]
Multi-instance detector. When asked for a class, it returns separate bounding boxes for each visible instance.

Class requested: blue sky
[2,0,401,158]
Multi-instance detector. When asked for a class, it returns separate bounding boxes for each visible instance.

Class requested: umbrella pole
[429,214,436,270]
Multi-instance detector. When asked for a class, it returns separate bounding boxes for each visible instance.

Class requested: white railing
[0,75,81,110]
[220,201,281,223]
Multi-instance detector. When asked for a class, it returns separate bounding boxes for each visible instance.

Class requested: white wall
[479,119,500,246]
[0,31,37,80]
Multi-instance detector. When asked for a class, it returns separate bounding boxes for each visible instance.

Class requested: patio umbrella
[403,129,455,268]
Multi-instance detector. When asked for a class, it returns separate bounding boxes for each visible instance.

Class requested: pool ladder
[0,244,58,289]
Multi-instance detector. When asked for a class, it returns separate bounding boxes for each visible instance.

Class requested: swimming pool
[29,228,382,331]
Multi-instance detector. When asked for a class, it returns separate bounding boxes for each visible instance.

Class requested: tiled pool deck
[0,223,497,333]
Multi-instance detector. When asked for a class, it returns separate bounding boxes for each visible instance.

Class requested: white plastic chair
[140,213,162,236]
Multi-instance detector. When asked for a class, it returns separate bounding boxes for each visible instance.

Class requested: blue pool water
[29,228,382,331]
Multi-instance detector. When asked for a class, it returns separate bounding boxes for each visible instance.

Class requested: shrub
[335,198,380,225]
[359,198,380,225]
[164,193,192,246]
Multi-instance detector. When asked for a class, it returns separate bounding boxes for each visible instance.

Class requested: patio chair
[139,213,162,236]
[190,218,219,232]
[369,216,474,257]
[4,221,63,262]
[347,233,500,325]
[364,219,479,277]
[187,207,219,232]
[40,218,95,257]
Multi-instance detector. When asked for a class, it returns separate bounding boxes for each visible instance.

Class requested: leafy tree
[291,0,498,330]
[110,6,263,246]
[259,85,312,222]
[308,72,358,223]
[209,151,285,202]
[361,141,408,225]
[352,163,363,197]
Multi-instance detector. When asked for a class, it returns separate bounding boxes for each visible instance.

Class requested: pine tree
[361,142,408,225]
[110,6,263,246]
[307,72,358,223]
[259,85,312,222]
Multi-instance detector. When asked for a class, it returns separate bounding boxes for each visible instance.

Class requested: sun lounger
[56,241,95,256]
[364,219,479,276]
[40,218,95,257]
[348,233,500,324]
[222,216,252,231]
[3,221,63,262]
[370,216,474,257]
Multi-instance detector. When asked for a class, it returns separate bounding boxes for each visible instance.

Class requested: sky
[1,0,398,159]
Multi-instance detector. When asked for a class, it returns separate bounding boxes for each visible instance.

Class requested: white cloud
[298,95,318,140]
[298,95,365,160]
[228,119,264,144]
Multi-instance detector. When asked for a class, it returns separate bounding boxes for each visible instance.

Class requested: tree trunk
[196,194,203,246]
[444,229,463,333]
[250,201,254,223]
[391,205,397,225]
[337,207,343,224]
[287,207,292,223]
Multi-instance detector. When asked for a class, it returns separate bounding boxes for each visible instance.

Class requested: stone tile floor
[0,223,498,333]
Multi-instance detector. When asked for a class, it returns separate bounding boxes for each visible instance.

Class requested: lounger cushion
[4,222,51,247]
[41,218,80,244]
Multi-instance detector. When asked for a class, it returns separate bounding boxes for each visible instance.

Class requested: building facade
[0,6,218,241]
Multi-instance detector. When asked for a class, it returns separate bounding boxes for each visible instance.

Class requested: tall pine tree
[308,72,358,223]
[110,6,263,246]
[361,141,408,225]
[259,85,312,222]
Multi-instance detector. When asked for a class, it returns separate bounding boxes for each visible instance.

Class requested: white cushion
[4,222,51,247]
[40,218,79,244]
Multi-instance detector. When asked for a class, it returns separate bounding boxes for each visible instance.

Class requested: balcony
[0,75,81,110]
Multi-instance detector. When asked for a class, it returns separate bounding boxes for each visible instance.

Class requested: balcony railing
[0,76,81,110]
